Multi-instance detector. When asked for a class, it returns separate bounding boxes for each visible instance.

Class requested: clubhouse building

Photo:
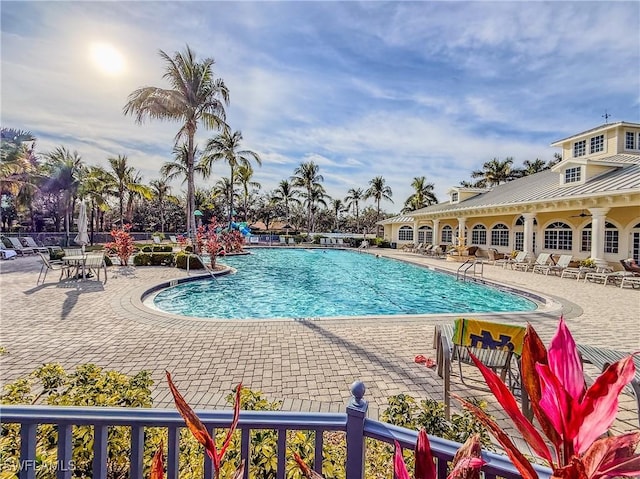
[379,122,640,264]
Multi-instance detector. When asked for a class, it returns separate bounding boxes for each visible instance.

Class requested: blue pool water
[151,248,536,319]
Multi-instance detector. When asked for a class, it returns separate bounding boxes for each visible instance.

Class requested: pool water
[151,248,536,319]
[152,248,537,319]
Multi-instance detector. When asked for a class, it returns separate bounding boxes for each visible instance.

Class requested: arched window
[441,225,453,244]
[398,225,413,242]
[491,224,509,247]
[418,225,433,245]
[544,222,572,250]
[471,225,487,245]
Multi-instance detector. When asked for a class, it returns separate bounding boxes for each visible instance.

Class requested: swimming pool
[150,248,536,319]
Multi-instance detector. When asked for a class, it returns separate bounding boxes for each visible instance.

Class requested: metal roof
[407,154,640,217]
[378,215,415,224]
[551,122,640,146]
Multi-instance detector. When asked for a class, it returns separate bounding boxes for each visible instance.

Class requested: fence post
[345,381,368,479]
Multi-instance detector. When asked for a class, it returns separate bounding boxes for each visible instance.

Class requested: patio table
[63,254,87,279]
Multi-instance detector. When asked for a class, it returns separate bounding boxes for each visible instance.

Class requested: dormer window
[451,191,459,203]
[564,166,582,183]
[590,134,604,154]
[626,131,639,150]
[573,140,586,157]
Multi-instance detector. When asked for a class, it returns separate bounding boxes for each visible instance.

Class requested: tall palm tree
[235,164,261,222]
[160,144,211,186]
[78,166,111,244]
[344,187,364,224]
[104,155,152,227]
[305,184,328,233]
[150,178,179,233]
[123,45,228,236]
[364,176,393,236]
[272,179,300,223]
[203,129,261,225]
[521,158,548,176]
[471,157,515,187]
[213,177,236,221]
[124,170,152,224]
[330,198,346,231]
[291,161,324,233]
[43,147,84,245]
[402,176,438,213]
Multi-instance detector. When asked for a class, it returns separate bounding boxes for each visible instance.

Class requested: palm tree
[471,157,516,187]
[203,129,261,225]
[213,177,236,221]
[345,187,363,220]
[330,198,346,231]
[402,176,438,213]
[291,161,324,233]
[521,158,548,176]
[160,144,212,186]
[150,178,179,233]
[124,170,152,224]
[78,166,111,244]
[272,179,300,223]
[235,164,261,222]
[123,45,228,236]
[364,176,393,236]
[104,155,152,227]
[43,147,84,245]
[305,184,328,233]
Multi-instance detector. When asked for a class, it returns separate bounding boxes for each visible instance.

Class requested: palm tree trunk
[228,165,234,227]
[186,132,195,239]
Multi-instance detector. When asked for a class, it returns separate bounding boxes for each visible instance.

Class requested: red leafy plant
[151,371,244,479]
[105,224,135,266]
[454,317,639,479]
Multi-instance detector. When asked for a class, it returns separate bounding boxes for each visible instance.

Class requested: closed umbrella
[74,200,90,254]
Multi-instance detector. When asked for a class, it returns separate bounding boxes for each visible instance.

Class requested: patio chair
[583,259,623,285]
[36,252,72,284]
[63,248,83,257]
[153,236,162,245]
[534,254,572,276]
[436,318,528,420]
[0,242,18,260]
[21,236,50,254]
[169,235,178,243]
[560,265,593,281]
[620,259,640,275]
[487,248,507,266]
[83,253,108,282]
[620,276,640,289]
[421,244,434,255]
[4,237,35,256]
[515,252,550,272]
[577,343,640,426]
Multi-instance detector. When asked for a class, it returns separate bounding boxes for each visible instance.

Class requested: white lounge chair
[534,254,572,275]
[503,251,527,269]
[521,252,551,273]
[4,237,35,255]
[0,242,17,260]
[22,236,50,253]
[153,236,162,245]
[169,235,178,243]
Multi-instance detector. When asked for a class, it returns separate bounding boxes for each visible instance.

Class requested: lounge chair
[515,252,550,272]
[358,240,369,249]
[153,236,162,245]
[36,252,72,284]
[421,244,434,256]
[4,237,35,256]
[583,260,627,285]
[287,237,295,245]
[504,251,528,270]
[169,235,178,243]
[435,318,528,419]
[21,236,50,254]
[534,254,572,275]
[577,343,640,426]
[0,243,18,260]
[560,265,592,281]
[620,259,640,275]
[620,276,640,289]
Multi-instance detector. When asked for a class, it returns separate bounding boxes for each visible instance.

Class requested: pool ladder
[186,253,218,281]
[456,259,484,282]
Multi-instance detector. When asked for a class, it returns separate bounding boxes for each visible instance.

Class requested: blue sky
[2,1,639,214]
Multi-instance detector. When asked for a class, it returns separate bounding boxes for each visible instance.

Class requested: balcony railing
[1,382,552,479]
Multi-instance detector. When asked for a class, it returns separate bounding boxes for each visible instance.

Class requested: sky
[2,1,639,215]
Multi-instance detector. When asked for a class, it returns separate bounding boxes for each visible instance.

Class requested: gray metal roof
[409,154,640,217]
[551,122,640,145]
[378,215,415,225]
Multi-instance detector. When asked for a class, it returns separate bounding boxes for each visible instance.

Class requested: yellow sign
[453,318,526,356]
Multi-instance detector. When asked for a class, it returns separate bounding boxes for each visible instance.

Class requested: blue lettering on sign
[469,330,515,351]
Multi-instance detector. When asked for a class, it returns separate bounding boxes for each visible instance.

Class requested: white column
[457,217,467,245]
[522,213,536,256]
[589,207,610,261]
[432,219,440,246]
[413,220,419,246]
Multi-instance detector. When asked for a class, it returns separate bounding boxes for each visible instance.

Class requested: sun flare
[89,42,125,75]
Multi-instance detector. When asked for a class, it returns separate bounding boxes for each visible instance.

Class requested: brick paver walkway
[1,248,638,438]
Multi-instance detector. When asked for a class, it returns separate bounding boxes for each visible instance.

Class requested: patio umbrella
[74,200,90,253]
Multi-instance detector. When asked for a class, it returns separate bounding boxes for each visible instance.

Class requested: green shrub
[152,232,165,240]
[375,238,390,248]
[50,250,65,261]
[141,245,153,253]
[133,253,175,266]
[175,252,204,269]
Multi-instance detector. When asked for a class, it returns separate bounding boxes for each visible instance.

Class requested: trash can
[391,242,397,249]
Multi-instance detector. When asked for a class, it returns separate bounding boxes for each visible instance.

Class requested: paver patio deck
[1,247,638,441]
